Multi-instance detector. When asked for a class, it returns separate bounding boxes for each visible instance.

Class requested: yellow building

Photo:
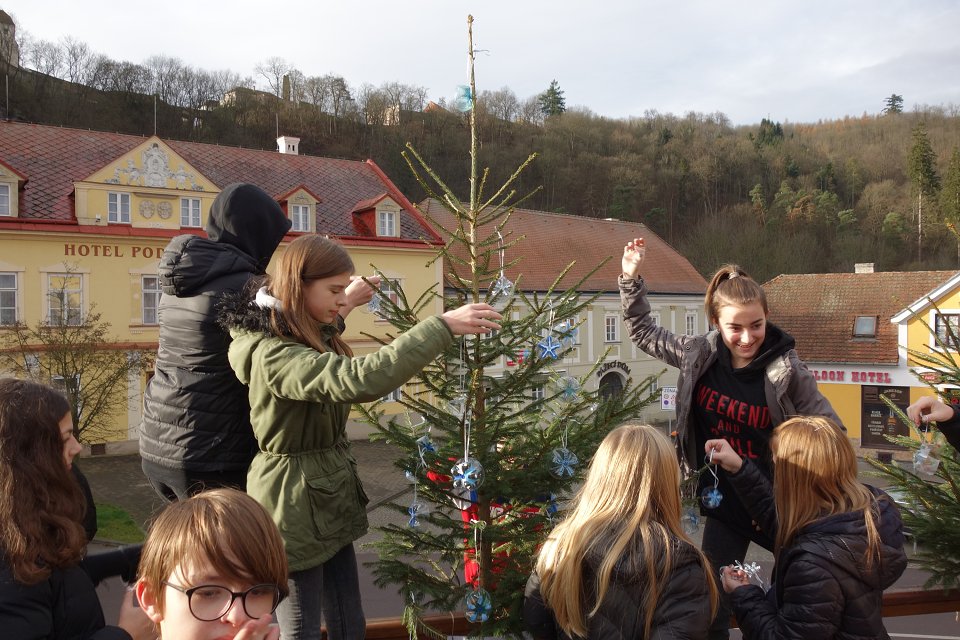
[764,266,958,448]
[0,122,444,452]
[420,199,710,431]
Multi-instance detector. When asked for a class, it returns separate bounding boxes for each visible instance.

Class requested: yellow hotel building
[0,122,445,452]
[764,267,960,449]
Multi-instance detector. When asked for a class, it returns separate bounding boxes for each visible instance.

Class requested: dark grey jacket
[619,275,839,474]
[139,183,291,473]
[728,459,907,640]
[523,536,714,639]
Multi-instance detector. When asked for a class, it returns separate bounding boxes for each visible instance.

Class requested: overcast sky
[5,0,959,126]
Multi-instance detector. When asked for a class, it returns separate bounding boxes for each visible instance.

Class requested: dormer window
[291,204,311,232]
[853,315,877,338]
[378,210,396,237]
[0,184,9,216]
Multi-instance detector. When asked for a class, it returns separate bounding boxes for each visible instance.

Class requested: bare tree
[145,54,186,104]
[481,87,520,122]
[0,274,148,444]
[254,56,291,97]
[60,36,94,84]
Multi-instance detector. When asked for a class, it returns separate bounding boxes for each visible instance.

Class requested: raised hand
[441,303,503,336]
[341,275,382,318]
[621,237,646,280]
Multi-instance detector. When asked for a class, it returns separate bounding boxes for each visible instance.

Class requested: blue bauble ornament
[464,587,492,623]
[701,486,723,509]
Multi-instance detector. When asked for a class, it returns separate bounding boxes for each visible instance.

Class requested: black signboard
[860,385,909,449]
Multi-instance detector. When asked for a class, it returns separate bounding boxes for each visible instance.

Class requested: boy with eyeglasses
[135,488,289,639]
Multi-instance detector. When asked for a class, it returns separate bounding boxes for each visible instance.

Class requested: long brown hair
[704,264,768,324]
[0,378,86,585]
[138,488,289,613]
[268,234,354,356]
[535,423,716,637]
[772,416,881,565]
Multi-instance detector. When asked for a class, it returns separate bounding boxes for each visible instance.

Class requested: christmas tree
[869,304,960,588]
[356,15,656,639]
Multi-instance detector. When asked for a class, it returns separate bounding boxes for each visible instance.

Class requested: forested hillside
[3,41,959,281]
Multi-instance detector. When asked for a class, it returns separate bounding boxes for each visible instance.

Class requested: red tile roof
[764,271,958,364]
[419,199,707,295]
[0,122,440,243]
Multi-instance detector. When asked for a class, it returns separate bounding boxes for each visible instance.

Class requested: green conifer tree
[869,304,960,588]
[358,16,655,638]
[538,79,566,117]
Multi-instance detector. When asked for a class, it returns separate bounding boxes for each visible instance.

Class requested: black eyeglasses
[164,582,282,621]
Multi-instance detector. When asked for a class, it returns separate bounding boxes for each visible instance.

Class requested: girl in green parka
[222,234,501,640]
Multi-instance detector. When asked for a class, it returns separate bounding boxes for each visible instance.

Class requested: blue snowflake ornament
[490,274,514,301]
[416,434,436,455]
[464,587,492,623]
[555,376,581,401]
[453,85,473,112]
[551,447,579,478]
[452,457,484,490]
[366,293,382,315]
[555,320,579,347]
[537,335,563,359]
[701,486,723,509]
[407,501,424,528]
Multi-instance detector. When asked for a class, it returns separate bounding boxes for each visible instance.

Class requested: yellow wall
[0,226,440,446]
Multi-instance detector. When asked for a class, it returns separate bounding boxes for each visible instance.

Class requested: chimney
[277,136,300,155]
[854,263,874,274]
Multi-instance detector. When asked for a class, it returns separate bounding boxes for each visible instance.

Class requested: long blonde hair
[535,423,716,637]
[268,234,354,356]
[773,416,881,564]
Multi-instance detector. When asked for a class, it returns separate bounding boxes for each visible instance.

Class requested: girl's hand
[234,616,280,640]
[442,303,502,335]
[340,275,382,318]
[907,395,954,426]
[621,237,646,280]
[704,439,743,473]
[720,565,751,594]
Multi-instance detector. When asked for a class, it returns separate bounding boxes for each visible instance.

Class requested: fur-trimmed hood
[218,283,344,339]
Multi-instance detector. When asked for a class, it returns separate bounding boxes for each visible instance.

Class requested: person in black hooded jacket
[139,183,293,501]
[708,416,907,640]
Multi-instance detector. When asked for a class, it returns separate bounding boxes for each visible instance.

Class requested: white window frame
[180,197,202,227]
[291,203,311,232]
[0,272,17,325]
[604,314,620,343]
[0,184,10,216]
[107,192,131,224]
[650,311,661,328]
[373,279,402,322]
[142,275,161,325]
[853,315,878,338]
[685,311,698,336]
[47,273,84,326]
[531,384,546,401]
[934,312,960,350]
[377,210,397,237]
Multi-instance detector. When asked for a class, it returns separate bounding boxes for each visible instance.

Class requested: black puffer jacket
[523,536,713,639]
[0,559,131,640]
[728,460,907,640]
[140,183,291,473]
